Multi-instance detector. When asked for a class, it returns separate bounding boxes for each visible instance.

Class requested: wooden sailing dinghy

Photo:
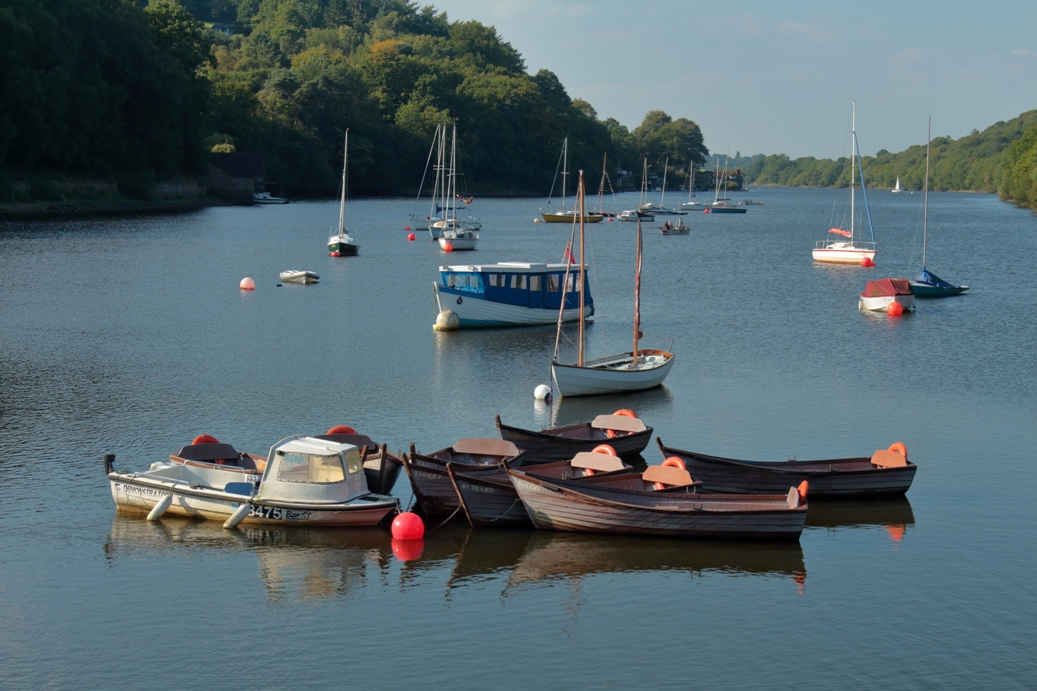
[656,438,916,497]
[550,171,675,397]
[495,411,653,461]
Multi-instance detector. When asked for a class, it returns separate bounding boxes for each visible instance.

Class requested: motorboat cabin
[433,262,594,327]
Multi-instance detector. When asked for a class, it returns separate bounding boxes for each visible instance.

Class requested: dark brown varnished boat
[403,438,524,517]
[315,432,404,495]
[495,413,653,460]
[507,461,806,540]
[446,451,632,528]
[657,438,917,497]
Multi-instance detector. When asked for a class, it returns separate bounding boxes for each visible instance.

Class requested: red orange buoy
[192,434,219,445]
[407,233,416,241]
[391,538,424,561]
[862,257,875,267]
[326,425,356,435]
[404,226,411,231]
[592,444,617,456]
[887,301,904,316]
[330,251,340,257]
[239,277,255,290]
[392,512,425,540]
[443,242,454,252]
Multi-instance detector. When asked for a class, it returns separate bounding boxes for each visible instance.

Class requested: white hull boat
[254,192,287,204]
[812,243,877,264]
[107,436,398,528]
[618,210,653,222]
[552,350,675,397]
[438,227,479,250]
[859,294,915,312]
[279,270,319,284]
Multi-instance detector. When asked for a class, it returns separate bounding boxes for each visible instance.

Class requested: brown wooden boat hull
[447,464,531,527]
[496,417,653,461]
[507,470,805,540]
[658,439,917,497]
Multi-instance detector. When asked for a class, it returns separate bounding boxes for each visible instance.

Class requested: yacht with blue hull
[433,262,593,328]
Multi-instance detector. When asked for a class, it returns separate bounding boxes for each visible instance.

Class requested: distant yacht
[892,177,903,193]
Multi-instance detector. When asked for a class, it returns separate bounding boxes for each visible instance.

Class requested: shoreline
[0,196,244,221]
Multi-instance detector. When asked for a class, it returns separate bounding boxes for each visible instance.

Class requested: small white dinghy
[107,435,398,528]
[279,270,319,284]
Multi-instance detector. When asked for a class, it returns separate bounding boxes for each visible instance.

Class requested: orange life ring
[797,480,809,505]
[662,457,686,471]
[327,425,356,435]
[606,429,618,438]
[583,468,596,477]
[192,434,219,445]
[591,444,617,456]
[613,409,636,418]
[888,442,908,460]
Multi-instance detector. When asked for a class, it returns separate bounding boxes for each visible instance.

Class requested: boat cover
[453,438,522,457]
[861,277,913,297]
[910,269,961,289]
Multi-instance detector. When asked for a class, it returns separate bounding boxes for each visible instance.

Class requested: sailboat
[679,160,702,209]
[706,156,747,214]
[550,171,675,397]
[327,130,360,257]
[638,158,685,216]
[540,138,604,223]
[436,125,478,251]
[812,102,877,264]
[909,118,968,297]
[892,177,903,193]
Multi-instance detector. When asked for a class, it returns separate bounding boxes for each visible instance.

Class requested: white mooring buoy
[534,384,551,401]
[434,309,460,331]
[147,493,173,521]
[224,502,252,529]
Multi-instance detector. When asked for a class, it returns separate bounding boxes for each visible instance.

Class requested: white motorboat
[551,172,675,397]
[618,209,653,222]
[254,192,287,204]
[279,270,319,284]
[859,277,915,312]
[813,103,877,264]
[107,435,398,528]
[328,130,360,256]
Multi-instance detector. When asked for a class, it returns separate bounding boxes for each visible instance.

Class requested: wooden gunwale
[495,415,653,460]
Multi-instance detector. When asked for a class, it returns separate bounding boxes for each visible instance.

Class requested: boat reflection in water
[105,515,394,602]
[805,496,915,546]
[547,384,674,432]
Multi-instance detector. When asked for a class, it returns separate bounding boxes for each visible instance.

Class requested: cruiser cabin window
[276,452,346,484]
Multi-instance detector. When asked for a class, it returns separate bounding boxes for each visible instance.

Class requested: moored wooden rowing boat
[495,412,653,461]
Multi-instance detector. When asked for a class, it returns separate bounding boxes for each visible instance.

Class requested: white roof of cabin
[439,263,574,273]
[276,436,358,456]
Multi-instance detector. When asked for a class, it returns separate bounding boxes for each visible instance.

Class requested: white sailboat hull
[859,294,915,312]
[812,243,876,264]
[551,350,675,397]
[434,283,590,328]
[439,233,478,250]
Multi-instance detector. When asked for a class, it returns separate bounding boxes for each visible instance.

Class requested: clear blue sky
[431,0,1037,159]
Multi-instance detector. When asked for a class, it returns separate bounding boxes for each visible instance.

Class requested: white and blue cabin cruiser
[433,262,593,328]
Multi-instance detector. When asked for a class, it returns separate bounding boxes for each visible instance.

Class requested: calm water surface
[1,188,1035,689]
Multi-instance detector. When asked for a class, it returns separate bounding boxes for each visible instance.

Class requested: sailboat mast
[633,220,642,361]
[661,158,668,207]
[687,160,694,202]
[561,137,568,213]
[450,125,458,222]
[577,170,585,368]
[923,116,931,268]
[338,129,348,237]
[850,102,856,241]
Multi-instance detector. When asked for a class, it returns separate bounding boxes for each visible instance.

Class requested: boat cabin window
[529,275,542,292]
[276,451,346,484]
[444,272,482,291]
[487,273,504,287]
[345,449,361,475]
[546,274,560,292]
[509,274,527,290]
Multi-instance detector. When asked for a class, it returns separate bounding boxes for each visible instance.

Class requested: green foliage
[998,123,1037,209]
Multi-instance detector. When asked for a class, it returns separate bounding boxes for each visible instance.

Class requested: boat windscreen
[276,452,346,484]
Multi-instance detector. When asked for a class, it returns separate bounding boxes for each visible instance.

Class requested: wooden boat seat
[643,465,694,487]
[453,438,521,458]
[870,449,908,468]
[591,415,647,433]
[570,452,627,472]
[175,443,241,463]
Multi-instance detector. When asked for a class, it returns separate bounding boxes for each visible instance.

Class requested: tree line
[0,0,708,199]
